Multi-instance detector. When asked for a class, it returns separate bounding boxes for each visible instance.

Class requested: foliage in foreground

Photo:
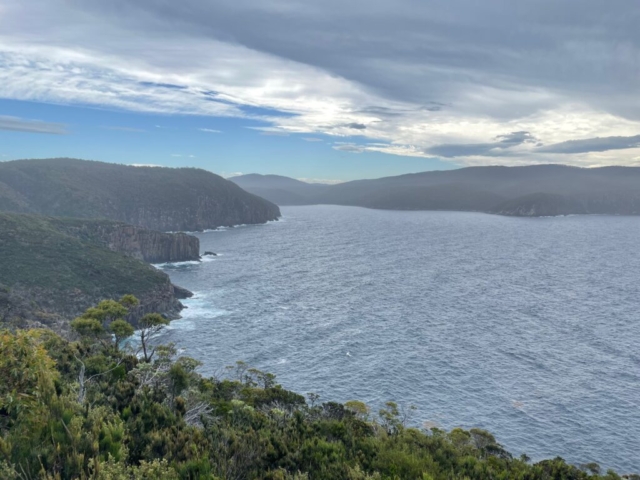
[0,299,636,480]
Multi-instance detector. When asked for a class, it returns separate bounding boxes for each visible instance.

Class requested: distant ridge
[0,158,281,231]
[230,174,332,206]
[231,165,640,216]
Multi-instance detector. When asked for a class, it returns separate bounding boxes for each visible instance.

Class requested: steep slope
[51,217,201,263]
[0,213,191,335]
[232,165,640,216]
[0,158,281,231]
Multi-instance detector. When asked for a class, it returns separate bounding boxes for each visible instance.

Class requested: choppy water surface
[158,206,640,472]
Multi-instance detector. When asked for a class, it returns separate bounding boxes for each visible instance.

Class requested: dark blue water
[157,205,640,472]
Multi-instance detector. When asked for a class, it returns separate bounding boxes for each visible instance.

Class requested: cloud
[536,135,640,154]
[302,137,323,142]
[297,177,343,184]
[333,143,366,153]
[2,0,640,166]
[130,163,163,167]
[426,131,538,158]
[199,128,222,133]
[0,115,67,134]
[261,131,290,136]
[102,126,146,133]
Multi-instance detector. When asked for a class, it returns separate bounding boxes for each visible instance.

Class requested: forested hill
[0,213,192,335]
[0,158,281,231]
[231,165,640,217]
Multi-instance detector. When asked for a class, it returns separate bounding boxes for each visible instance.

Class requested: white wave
[153,259,201,268]
[180,296,229,319]
[165,319,196,331]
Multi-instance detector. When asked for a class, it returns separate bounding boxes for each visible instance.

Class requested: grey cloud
[346,123,367,130]
[537,135,640,154]
[426,131,537,158]
[75,0,640,120]
[0,115,67,134]
[333,144,365,153]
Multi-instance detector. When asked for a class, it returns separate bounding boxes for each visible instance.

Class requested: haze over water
[158,205,640,472]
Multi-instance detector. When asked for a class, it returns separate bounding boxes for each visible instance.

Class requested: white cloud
[333,144,365,153]
[199,128,222,133]
[0,115,67,134]
[102,126,146,133]
[296,177,343,184]
[1,0,640,167]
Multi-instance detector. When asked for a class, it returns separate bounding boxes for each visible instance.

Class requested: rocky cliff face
[56,221,201,263]
[0,213,193,337]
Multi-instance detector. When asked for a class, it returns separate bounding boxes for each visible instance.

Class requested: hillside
[231,174,332,205]
[0,213,191,335]
[0,158,281,231]
[2,326,634,479]
[231,166,640,216]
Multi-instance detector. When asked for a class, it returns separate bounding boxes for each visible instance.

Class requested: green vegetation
[1,298,634,480]
[0,158,281,230]
[0,213,179,333]
[0,213,169,295]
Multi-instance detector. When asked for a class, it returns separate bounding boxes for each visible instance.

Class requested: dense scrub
[0,213,185,335]
[0,298,636,479]
[0,158,280,231]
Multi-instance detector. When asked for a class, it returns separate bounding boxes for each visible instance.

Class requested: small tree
[81,299,128,325]
[345,400,370,421]
[109,319,134,352]
[138,313,169,362]
[71,317,105,340]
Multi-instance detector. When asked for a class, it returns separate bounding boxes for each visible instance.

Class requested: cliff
[0,213,192,335]
[52,218,201,263]
[0,158,281,231]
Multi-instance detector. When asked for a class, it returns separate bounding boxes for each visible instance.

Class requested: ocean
[156,205,640,472]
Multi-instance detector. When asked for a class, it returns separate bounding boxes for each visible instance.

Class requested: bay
[158,205,640,472]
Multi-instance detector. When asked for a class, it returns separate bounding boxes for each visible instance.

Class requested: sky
[1,0,640,182]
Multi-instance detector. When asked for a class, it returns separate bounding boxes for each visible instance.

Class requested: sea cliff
[0,213,193,335]
[55,220,201,263]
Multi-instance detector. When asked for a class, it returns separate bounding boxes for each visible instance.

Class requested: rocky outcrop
[0,212,193,337]
[491,193,586,217]
[57,221,201,263]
